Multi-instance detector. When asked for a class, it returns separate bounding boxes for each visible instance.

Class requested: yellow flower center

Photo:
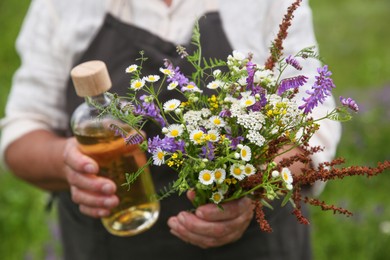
[241,149,247,157]
[203,173,211,181]
[193,132,203,143]
[213,118,221,125]
[245,100,253,106]
[171,129,179,137]
[215,171,222,179]
[157,151,164,160]
[234,168,242,175]
[209,133,217,141]
[213,193,221,201]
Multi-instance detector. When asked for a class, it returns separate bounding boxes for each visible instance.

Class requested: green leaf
[281,188,294,207]
[261,199,274,210]
[328,107,353,122]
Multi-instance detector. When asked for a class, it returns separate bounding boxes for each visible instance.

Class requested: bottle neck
[85,93,111,107]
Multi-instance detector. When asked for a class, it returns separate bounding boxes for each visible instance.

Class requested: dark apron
[60,12,312,260]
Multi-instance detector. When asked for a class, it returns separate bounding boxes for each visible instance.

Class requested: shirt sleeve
[0,0,105,169]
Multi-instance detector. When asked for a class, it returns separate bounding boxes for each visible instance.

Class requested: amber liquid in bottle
[75,125,160,237]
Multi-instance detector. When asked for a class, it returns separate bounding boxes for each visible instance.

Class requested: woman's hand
[63,138,119,218]
[167,193,254,248]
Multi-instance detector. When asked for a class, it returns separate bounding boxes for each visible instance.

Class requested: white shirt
[0,0,341,193]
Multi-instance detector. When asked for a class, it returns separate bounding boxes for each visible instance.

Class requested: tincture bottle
[70,60,159,236]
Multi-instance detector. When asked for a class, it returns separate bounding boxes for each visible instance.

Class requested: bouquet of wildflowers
[104,0,389,231]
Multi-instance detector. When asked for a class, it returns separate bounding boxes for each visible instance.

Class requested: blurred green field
[0,0,389,259]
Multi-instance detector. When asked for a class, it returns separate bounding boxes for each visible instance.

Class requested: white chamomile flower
[206,80,222,90]
[166,124,184,138]
[213,69,221,77]
[130,78,145,91]
[230,164,245,180]
[144,75,160,83]
[152,148,165,166]
[238,76,247,86]
[210,191,224,204]
[167,81,178,90]
[240,145,252,161]
[271,170,280,178]
[240,95,256,107]
[244,163,256,176]
[232,50,246,61]
[286,183,293,190]
[159,67,175,77]
[125,64,138,73]
[198,169,215,185]
[207,130,220,143]
[209,116,226,128]
[182,83,202,93]
[189,129,205,144]
[281,167,293,184]
[213,168,226,184]
[163,99,181,112]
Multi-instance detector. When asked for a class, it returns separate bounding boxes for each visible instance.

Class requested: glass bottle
[70,60,160,236]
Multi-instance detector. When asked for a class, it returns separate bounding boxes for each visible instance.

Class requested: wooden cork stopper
[70,60,112,97]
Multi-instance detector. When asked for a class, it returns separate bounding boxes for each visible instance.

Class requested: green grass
[0,1,59,259]
[0,0,389,259]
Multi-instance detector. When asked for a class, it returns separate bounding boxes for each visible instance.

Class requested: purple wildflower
[278,75,308,95]
[167,66,189,87]
[134,95,166,127]
[246,61,256,91]
[125,133,144,145]
[227,135,245,150]
[286,55,302,70]
[109,124,126,138]
[201,142,215,161]
[299,65,336,114]
[219,109,232,118]
[340,96,359,112]
[147,136,185,154]
[249,86,268,111]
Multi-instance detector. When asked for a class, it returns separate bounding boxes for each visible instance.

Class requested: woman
[0,0,340,259]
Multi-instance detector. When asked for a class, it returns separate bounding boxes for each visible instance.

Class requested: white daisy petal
[167,81,178,90]
[230,164,245,180]
[125,64,138,73]
[210,191,224,204]
[209,116,225,128]
[166,124,184,138]
[243,164,256,176]
[152,148,165,166]
[281,167,293,184]
[240,145,252,161]
[189,129,205,144]
[159,67,175,77]
[207,130,220,143]
[199,170,215,185]
[163,99,181,112]
[213,168,226,184]
[144,75,160,82]
[130,79,145,91]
